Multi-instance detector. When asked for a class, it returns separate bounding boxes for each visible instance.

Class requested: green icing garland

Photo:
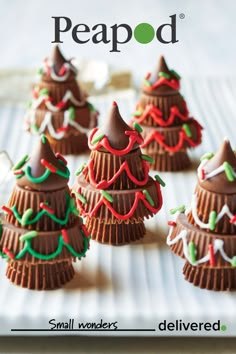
[0,227,90,261]
[15,156,70,182]
[10,194,78,226]
[24,166,51,182]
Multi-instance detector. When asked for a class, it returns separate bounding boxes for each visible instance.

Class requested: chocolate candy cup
[140,118,201,171]
[30,105,96,134]
[83,148,146,190]
[139,91,187,126]
[86,217,145,245]
[26,104,97,155]
[144,150,190,172]
[6,185,76,231]
[37,79,83,103]
[6,260,74,290]
[1,134,90,290]
[183,263,236,291]
[187,184,236,234]
[0,219,85,263]
[141,118,201,153]
[25,46,98,156]
[199,139,236,195]
[48,132,89,155]
[73,175,160,223]
[169,213,236,264]
[168,213,236,291]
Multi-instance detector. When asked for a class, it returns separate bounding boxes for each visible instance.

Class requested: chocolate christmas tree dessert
[25,45,98,155]
[72,102,164,245]
[167,139,236,291]
[132,56,203,171]
[0,135,90,290]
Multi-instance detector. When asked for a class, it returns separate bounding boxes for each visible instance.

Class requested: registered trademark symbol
[179,13,185,19]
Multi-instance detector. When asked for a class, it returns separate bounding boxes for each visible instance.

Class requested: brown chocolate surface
[6,260,75,290]
[94,102,139,150]
[86,217,145,245]
[167,140,236,291]
[6,185,77,230]
[199,140,236,194]
[183,262,236,291]
[27,46,98,156]
[48,132,89,155]
[83,148,146,190]
[139,91,187,126]
[51,45,68,74]
[42,45,77,83]
[169,213,236,266]
[16,136,69,191]
[2,135,89,290]
[73,174,160,223]
[187,183,236,234]
[34,104,95,132]
[142,56,179,95]
[168,212,236,290]
[0,218,84,263]
[141,118,202,152]
[37,79,84,104]
[143,150,190,172]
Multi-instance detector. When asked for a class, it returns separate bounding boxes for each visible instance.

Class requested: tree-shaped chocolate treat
[25,45,98,155]
[0,135,90,290]
[167,139,236,291]
[72,102,163,245]
[132,56,203,171]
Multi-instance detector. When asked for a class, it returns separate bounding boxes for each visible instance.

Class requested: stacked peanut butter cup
[167,140,236,290]
[0,135,89,290]
[25,45,98,155]
[132,56,202,171]
[72,102,164,245]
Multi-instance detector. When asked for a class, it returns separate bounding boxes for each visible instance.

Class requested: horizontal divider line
[11,328,156,332]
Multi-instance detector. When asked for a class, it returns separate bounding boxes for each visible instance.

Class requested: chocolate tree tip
[51,45,67,72]
[157,55,169,73]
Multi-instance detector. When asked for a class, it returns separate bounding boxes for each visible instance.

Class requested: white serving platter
[0,82,235,336]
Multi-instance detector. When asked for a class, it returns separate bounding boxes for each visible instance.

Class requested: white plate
[0,83,235,336]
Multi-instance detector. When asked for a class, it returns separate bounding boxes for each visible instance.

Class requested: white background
[1,0,236,81]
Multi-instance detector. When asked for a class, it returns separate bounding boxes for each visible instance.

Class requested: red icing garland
[56,126,69,133]
[40,202,55,215]
[3,247,14,260]
[208,244,216,266]
[81,224,90,238]
[133,103,189,126]
[32,91,72,111]
[55,153,68,165]
[58,65,67,76]
[230,215,236,224]
[43,57,69,77]
[88,128,143,156]
[56,101,67,109]
[44,97,53,103]
[61,229,69,244]
[76,181,162,221]
[43,58,51,76]
[84,158,150,189]
[145,77,180,91]
[141,120,202,152]
[41,159,57,173]
[2,206,13,215]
